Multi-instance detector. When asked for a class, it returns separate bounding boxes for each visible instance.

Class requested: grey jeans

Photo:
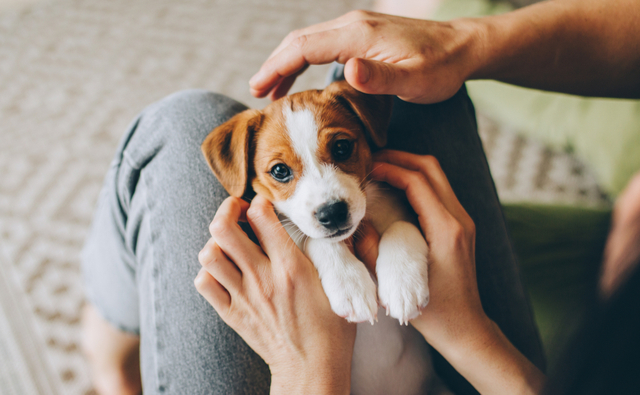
[82,83,545,394]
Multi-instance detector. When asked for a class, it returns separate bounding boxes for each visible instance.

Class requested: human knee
[147,89,247,127]
[137,89,248,154]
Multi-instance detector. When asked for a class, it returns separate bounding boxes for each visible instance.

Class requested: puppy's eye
[270,164,292,182]
[332,139,353,161]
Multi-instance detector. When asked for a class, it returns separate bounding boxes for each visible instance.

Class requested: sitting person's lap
[82,84,544,394]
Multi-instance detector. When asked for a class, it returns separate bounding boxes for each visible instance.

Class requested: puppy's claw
[419,296,430,310]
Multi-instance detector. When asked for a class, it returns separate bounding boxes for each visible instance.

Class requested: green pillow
[433,0,640,196]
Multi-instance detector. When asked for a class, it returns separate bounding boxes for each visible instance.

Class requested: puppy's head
[202,80,392,241]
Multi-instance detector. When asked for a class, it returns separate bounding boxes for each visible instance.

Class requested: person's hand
[357,150,487,349]
[357,150,545,394]
[195,195,355,395]
[249,10,477,103]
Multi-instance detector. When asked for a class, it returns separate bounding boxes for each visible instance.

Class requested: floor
[0,0,44,10]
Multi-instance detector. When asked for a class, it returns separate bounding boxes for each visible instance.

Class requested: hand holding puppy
[362,151,544,395]
[196,152,544,395]
[195,149,483,391]
[195,195,355,395]
[361,151,486,347]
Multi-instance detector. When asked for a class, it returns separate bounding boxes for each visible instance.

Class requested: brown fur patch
[250,100,303,202]
[249,91,375,203]
[202,82,391,201]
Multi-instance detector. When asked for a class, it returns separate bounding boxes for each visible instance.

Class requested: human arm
[470,0,640,99]
[194,196,355,395]
[250,0,640,102]
[361,150,546,395]
[600,171,640,297]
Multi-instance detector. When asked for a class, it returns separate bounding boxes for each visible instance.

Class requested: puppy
[202,81,440,394]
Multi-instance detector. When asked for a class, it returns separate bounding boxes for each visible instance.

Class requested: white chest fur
[283,183,437,395]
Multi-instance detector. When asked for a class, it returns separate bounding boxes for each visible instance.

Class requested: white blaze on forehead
[279,106,367,240]
[284,106,321,174]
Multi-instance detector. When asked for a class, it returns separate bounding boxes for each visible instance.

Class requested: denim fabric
[82,80,544,394]
[82,90,271,394]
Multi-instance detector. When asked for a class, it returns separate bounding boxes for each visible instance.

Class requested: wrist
[269,356,351,395]
[447,16,492,82]
[442,316,503,365]
[416,315,545,395]
[457,12,521,82]
[270,367,351,395]
[461,0,580,86]
[414,310,498,362]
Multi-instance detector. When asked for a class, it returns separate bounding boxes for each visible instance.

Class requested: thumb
[246,195,294,261]
[344,58,418,99]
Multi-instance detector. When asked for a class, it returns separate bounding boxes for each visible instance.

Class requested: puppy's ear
[201,109,262,197]
[324,80,393,148]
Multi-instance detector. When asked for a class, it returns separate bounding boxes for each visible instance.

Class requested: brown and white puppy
[202,81,437,394]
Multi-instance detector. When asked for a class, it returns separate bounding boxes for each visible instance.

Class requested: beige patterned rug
[0,0,608,394]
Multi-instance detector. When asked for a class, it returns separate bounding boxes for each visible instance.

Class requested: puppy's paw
[376,221,429,325]
[321,256,378,324]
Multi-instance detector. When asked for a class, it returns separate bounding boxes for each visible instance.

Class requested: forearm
[415,315,545,395]
[460,0,640,98]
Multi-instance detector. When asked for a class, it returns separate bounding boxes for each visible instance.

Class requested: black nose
[315,201,349,230]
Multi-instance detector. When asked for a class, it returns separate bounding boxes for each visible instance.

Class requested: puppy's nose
[315,201,349,230]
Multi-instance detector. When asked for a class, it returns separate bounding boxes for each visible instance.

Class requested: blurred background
[0,0,637,394]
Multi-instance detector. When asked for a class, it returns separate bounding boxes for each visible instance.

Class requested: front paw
[376,221,430,325]
[320,258,378,324]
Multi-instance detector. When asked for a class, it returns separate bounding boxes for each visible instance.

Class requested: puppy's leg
[376,221,430,325]
[305,239,378,323]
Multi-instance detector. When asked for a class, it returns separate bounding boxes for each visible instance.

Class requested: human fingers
[250,11,377,98]
[370,161,458,238]
[374,151,455,202]
[209,197,267,272]
[343,57,429,101]
[374,151,473,230]
[250,23,370,98]
[246,195,300,264]
[194,268,231,314]
[265,66,308,101]
[198,238,242,296]
[265,11,361,62]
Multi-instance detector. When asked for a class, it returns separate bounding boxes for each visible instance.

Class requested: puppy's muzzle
[315,200,350,232]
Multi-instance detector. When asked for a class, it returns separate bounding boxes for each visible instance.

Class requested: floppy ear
[324,80,393,148]
[201,109,262,197]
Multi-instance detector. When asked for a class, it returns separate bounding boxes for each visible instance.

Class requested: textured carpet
[0,0,608,394]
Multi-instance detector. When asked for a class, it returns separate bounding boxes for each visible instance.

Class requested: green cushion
[433,0,640,196]
[503,203,611,368]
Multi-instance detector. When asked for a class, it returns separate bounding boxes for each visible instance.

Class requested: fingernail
[249,71,262,86]
[198,248,212,264]
[357,60,370,85]
[194,269,205,287]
